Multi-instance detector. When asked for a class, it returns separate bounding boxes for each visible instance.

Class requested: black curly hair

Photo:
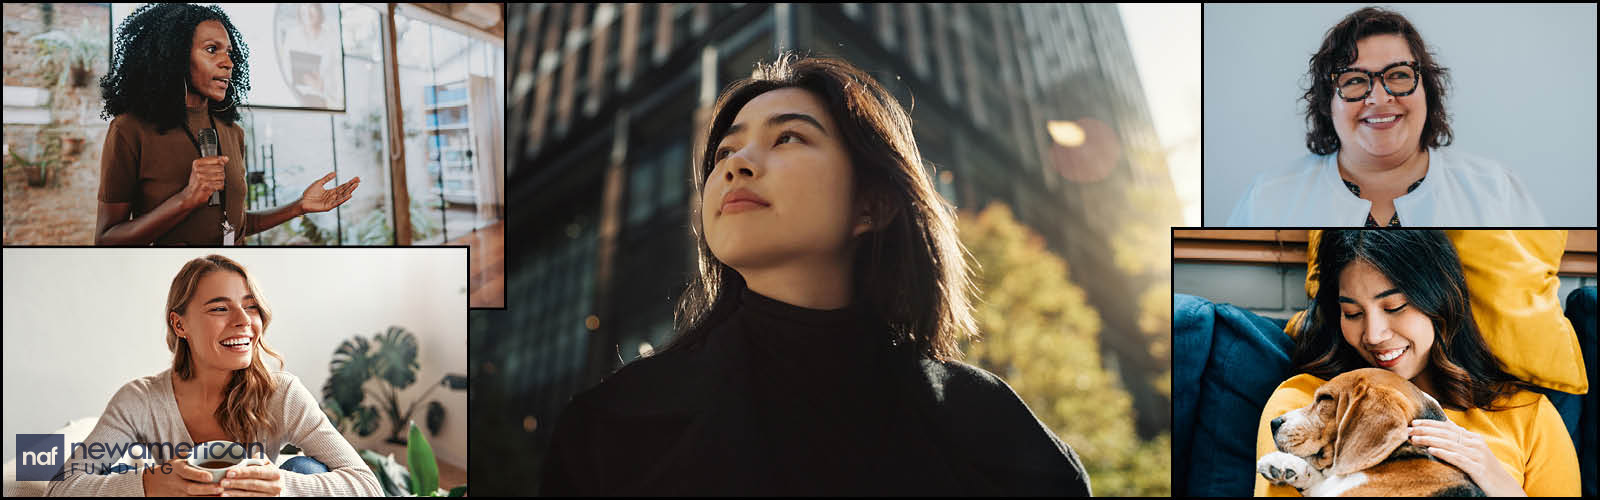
[1301,7,1452,156]
[100,3,250,132]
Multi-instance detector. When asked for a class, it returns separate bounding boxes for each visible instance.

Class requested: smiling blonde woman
[46,255,380,497]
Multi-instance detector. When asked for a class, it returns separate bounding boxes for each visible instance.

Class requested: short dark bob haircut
[1293,230,1537,411]
[1302,7,1452,156]
[100,3,251,132]
[663,52,978,362]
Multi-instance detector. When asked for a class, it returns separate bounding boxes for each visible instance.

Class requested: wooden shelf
[1174,229,1597,277]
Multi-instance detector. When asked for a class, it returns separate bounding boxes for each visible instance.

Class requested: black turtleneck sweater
[539,290,1092,496]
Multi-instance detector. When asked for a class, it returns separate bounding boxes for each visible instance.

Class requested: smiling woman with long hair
[46,255,381,497]
[539,53,1091,496]
[1253,231,1579,496]
[96,3,357,245]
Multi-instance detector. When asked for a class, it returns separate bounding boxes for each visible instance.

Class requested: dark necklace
[1343,177,1424,227]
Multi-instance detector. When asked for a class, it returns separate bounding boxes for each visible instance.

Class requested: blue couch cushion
[1563,286,1596,497]
[1173,294,1296,497]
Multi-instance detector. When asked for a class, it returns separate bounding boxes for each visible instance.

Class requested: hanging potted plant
[7,137,60,188]
[29,19,106,91]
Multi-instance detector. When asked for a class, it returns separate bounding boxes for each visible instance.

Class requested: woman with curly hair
[1227,7,1543,227]
[96,3,359,245]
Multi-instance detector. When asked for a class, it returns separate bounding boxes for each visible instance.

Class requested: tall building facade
[476,4,1179,492]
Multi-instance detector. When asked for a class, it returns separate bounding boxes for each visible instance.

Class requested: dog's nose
[1271,416,1284,435]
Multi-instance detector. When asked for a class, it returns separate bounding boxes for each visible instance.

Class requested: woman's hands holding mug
[142,457,225,497]
[215,462,285,497]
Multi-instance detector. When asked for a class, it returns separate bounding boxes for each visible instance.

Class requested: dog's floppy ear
[1330,380,1411,476]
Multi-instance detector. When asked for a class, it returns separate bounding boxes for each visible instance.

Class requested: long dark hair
[101,3,251,132]
[1293,230,1536,411]
[662,52,977,362]
[1302,7,1452,155]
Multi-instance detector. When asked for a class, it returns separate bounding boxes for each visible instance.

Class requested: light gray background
[1203,3,1598,226]
[2,248,468,469]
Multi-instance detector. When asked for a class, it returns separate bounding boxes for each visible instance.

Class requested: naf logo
[17,434,65,481]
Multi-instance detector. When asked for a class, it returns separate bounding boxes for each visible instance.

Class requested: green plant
[958,202,1171,496]
[360,421,466,497]
[323,326,459,445]
[28,20,106,92]
[6,146,55,188]
[8,130,64,188]
[410,196,442,242]
[347,207,396,245]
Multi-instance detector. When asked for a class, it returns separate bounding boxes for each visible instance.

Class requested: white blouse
[1226,149,1545,226]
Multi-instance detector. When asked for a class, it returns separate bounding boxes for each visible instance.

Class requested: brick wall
[3,3,109,244]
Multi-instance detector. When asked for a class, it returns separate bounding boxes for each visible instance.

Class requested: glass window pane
[397,15,448,244]
[627,156,657,226]
[396,14,504,244]
[659,141,686,209]
[243,110,339,245]
[335,3,395,244]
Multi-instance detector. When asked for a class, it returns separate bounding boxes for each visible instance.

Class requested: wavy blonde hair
[165,255,283,444]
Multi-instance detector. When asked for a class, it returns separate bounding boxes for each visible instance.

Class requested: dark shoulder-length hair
[100,3,251,132]
[1302,7,1452,155]
[661,52,977,362]
[1292,230,1537,411]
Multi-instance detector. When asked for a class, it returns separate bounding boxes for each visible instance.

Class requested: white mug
[186,440,271,483]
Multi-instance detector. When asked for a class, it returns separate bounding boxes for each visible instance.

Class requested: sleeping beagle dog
[1257,368,1483,496]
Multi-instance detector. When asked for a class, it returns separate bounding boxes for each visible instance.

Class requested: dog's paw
[1257,451,1313,489]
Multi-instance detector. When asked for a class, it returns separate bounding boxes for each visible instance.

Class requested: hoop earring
[210,98,234,113]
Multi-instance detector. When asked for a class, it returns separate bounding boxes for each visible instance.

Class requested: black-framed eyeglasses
[1330,61,1422,102]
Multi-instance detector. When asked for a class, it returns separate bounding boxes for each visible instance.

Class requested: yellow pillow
[1289,230,1586,395]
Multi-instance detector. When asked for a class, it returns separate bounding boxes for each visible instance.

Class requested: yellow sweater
[1253,373,1579,497]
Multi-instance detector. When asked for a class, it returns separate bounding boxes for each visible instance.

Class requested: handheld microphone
[199,128,221,206]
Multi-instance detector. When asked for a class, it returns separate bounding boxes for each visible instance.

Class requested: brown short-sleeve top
[98,104,247,245]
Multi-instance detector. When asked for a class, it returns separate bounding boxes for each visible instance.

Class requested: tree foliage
[958,203,1170,497]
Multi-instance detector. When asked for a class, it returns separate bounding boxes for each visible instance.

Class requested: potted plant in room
[7,144,56,188]
[360,421,466,496]
[9,130,65,188]
[29,20,106,91]
[321,326,468,445]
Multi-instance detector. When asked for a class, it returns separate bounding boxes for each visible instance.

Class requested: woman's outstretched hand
[299,172,359,213]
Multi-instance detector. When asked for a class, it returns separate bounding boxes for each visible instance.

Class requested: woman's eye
[775,131,802,146]
[714,147,731,161]
[1384,303,1408,313]
[1342,311,1362,319]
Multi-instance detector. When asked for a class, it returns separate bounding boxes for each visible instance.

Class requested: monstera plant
[323,326,458,445]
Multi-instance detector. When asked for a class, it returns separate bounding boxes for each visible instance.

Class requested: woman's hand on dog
[1409,419,1526,497]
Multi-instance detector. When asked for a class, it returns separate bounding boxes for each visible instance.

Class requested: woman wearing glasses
[1227,7,1542,226]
